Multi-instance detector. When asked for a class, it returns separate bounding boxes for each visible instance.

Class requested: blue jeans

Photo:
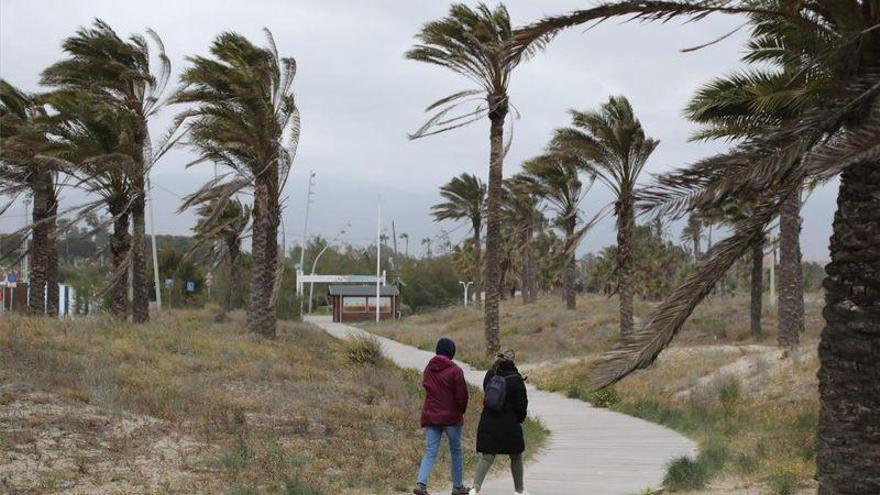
[416,425,464,488]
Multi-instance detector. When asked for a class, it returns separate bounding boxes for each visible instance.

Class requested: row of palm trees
[433,95,658,338]
[0,22,298,337]
[413,1,878,492]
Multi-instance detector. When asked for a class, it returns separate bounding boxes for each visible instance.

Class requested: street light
[298,171,316,315]
[459,281,473,307]
[307,222,351,313]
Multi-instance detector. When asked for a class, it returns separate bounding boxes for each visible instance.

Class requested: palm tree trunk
[226,238,241,311]
[816,160,880,494]
[27,174,50,315]
[247,178,278,337]
[472,220,482,307]
[45,192,59,317]
[564,223,577,310]
[750,234,764,337]
[777,188,804,348]
[618,195,635,337]
[109,206,130,319]
[482,98,507,356]
[130,196,149,322]
[520,227,534,304]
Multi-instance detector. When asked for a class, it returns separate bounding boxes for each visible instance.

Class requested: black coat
[476,365,528,455]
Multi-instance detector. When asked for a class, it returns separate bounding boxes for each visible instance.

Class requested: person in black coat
[469,352,529,495]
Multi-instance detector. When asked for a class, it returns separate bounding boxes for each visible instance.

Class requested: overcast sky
[0,0,836,260]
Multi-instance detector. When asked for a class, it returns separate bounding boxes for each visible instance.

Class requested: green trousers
[472,453,524,492]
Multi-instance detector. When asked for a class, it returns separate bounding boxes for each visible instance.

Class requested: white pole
[298,171,315,314]
[376,195,381,323]
[769,235,777,307]
[22,198,30,283]
[147,176,162,311]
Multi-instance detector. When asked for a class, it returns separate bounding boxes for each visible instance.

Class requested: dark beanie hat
[436,337,456,359]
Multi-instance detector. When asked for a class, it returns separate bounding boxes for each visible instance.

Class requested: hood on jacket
[427,354,456,372]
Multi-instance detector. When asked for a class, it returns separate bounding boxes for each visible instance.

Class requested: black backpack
[484,373,514,411]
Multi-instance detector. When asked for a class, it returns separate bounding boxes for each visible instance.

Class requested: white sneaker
[468,490,478,495]
[513,491,530,495]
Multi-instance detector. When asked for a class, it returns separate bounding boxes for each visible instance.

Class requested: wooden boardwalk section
[307,316,697,495]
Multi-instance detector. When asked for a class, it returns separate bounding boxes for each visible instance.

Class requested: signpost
[165,278,174,310]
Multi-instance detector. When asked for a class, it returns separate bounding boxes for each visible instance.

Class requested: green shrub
[283,475,323,495]
[717,377,742,414]
[663,456,709,491]
[700,439,730,472]
[590,387,621,408]
[768,468,798,495]
[732,452,759,475]
[344,335,383,365]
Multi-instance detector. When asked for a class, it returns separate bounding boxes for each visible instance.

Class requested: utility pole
[298,171,316,314]
[147,176,162,311]
[22,197,30,283]
[769,234,777,307]
[376,195,381,323]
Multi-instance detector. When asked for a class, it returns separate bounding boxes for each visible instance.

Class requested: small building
[328,285,399,323]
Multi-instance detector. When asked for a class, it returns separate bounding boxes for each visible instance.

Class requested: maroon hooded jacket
[420,355,469,427]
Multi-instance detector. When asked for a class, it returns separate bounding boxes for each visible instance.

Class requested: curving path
[306,316,697,495]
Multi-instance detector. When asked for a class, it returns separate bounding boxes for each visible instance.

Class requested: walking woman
[469,351,529,495]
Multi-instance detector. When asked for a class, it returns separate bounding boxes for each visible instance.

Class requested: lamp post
[298,171,316,315]
[459,281,473,307]
[307,223,350,313]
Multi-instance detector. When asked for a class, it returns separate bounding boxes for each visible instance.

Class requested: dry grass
[372,292,824,494]
[0,310,494,494]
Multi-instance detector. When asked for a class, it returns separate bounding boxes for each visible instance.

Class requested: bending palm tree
[515,1,880,490]
[407,2,546,354]
[42,19,174,323]
[520,154,591,310]
[42,89,139,318]
[502,176,543,304]
[190,198,251,312]
[176,29,300,338]
[549,96,658,335]
[432,173,486,306]
[0,80,59,316]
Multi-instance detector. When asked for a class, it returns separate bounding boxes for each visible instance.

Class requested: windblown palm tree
[41,19,175,323]
[0,80,60,316]
[548,96,658,335]
[515,1,880,490]
[407,2,546,354]
[501,176,543,304]
[681,213,704,260]
[432,173,486,306]
[520,154,593,310]
[176,29,300,338]
[41,89,138,319]
[190,197,250,312]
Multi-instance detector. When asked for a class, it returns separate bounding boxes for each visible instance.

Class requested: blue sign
[185,281,196,293]
[6,274,16,283]
[164,278,174,287]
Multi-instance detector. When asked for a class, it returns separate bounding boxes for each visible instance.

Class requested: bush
[590,387,621,408]
[717,377,742,414]
[345,335,383,365]
[663,456,709,491]
[768,468,798,495]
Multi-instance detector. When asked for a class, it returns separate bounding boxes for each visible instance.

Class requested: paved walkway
[307,316,697,495]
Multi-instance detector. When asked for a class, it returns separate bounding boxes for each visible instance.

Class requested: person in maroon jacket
[413,337,470,495]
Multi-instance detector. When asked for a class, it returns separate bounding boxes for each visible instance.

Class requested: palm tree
[515,1,880,490]
[399,232,409,258]
[520,154,591,310]
[41,88,138,319]
[421,237,433,258]
[189,197,250,312]
[176,29,299,338]
[681,213,703,260]
[548,96,658,336]
[0,80,59,316]
[42,19,174,323]
[407,2,546,355]
[432,173,486,306]
[502,176,543,304]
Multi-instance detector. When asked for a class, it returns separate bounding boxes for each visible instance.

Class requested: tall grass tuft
[344,335,384,366]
